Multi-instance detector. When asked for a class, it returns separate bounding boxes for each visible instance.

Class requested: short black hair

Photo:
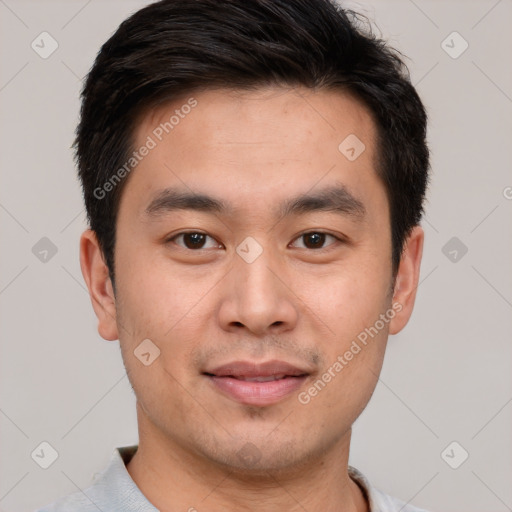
[75,0,429,285]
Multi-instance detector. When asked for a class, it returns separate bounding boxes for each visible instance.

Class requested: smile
[203,360,310,406]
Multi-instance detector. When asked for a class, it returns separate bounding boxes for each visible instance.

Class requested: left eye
[291,232,339,250]
[170,232,221,250]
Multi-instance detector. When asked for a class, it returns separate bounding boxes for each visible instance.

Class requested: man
[36,0,430,510]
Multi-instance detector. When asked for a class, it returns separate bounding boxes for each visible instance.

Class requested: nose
[217,245,299,336]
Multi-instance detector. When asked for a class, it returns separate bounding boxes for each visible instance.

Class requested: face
[82,86,423,474]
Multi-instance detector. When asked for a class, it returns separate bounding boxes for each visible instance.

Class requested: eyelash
[166,230,345,251]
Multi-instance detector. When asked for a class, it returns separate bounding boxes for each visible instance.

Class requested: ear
[79,229,119,341]
[388,225,424,335]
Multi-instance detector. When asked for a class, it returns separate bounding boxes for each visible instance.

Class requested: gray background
[1,1,511,511]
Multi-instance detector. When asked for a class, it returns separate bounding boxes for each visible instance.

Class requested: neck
[126,403,368,512]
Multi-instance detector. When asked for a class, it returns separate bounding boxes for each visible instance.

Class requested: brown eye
[182,233,206,249]
[170,232,220,250]
[303,232,325,249]
[291,231,339,250]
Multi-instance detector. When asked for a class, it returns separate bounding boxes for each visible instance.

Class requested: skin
[80,86,423,512]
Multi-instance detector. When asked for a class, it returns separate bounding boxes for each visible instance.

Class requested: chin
[196,434,323,477]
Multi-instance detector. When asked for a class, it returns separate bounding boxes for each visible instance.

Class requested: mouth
[203,360,310,406]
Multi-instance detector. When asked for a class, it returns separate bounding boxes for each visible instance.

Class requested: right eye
[167,231,222,251]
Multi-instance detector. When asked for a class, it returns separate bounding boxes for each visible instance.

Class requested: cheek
[115,244,209,335]
[301,258,392,334]
[298,256,391,398]
[114,257,201,416]
[114,249,216,389]
[302,281,389,421]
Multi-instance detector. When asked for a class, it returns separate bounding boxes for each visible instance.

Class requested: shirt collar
[93,445,157,511]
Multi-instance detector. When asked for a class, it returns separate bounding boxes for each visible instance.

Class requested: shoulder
[34,469,119,512]
[34,446,143,512]
[34,445,157,512]
[348,465,432,512]
[34,489,102,512]
[371,486,432,512]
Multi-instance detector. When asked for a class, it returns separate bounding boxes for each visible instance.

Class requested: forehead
[138,86,376,158]
[122,86,383,220]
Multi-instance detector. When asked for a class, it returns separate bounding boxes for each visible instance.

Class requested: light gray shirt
[35,445,431,512]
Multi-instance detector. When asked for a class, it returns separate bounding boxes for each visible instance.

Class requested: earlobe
[79,229,119,341]
[388,226,424,335]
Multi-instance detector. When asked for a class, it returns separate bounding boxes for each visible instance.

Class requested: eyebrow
[144,183,366,221]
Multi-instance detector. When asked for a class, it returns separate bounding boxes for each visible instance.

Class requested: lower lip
[207,375,307,406]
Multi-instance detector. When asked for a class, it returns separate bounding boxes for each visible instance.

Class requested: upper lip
[204,360,310,378]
